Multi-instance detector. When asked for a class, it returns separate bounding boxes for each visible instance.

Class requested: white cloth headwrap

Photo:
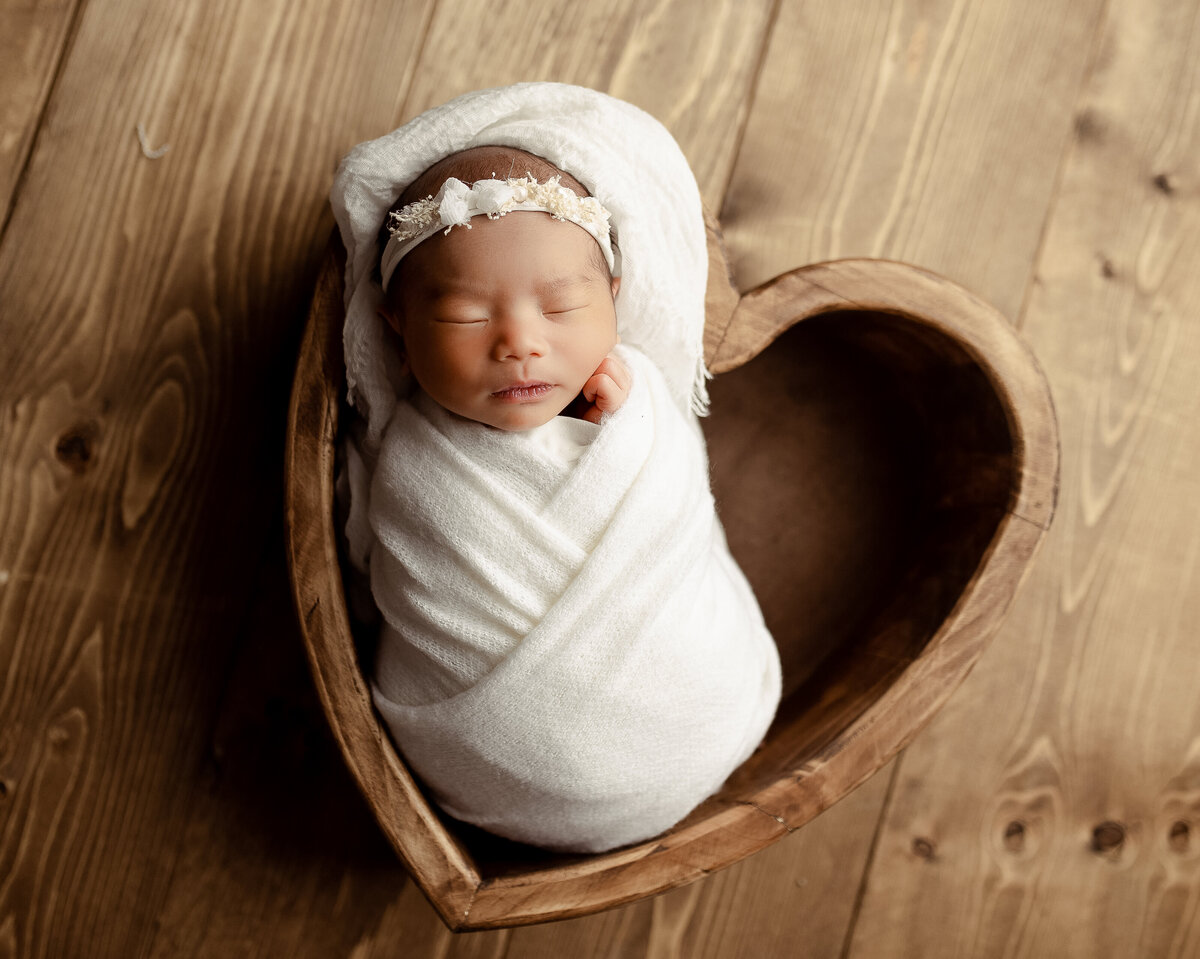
[330,81,711,452]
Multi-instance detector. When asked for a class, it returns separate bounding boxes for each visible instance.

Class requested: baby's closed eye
[428,294,488,324]
[435,314,488,324]
[542,303,587,316]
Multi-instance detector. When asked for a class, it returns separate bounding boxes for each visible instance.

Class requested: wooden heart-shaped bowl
[285,218,1058,931]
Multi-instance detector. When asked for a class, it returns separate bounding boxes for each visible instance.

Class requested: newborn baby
[371,145,635,707]
[333,82,781,853]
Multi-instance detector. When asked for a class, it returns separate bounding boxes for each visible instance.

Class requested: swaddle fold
[370,346,780,852]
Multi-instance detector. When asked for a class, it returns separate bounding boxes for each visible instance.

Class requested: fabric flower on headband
[436,178,471,228]
[472,179,515,215]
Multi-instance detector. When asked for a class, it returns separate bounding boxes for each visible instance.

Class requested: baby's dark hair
[376,145,612,300]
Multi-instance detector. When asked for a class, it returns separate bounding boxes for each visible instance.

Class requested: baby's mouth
[491,382,555,403]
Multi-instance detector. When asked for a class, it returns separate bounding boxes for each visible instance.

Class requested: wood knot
[1003,820,1026,853]
[1073,108,1105,143]
[1098,255,1116,279]
[1168,820,1190,854]
[55,421,100,473]
[912,837,936,860]
[1153,172,1175,195]
[1091,821,1125,854]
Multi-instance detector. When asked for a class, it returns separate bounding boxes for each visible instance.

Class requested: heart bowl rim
[284,230,1060,931]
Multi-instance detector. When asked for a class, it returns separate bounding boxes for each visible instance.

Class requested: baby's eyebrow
[413,277,478,299]
[538,274,593,295]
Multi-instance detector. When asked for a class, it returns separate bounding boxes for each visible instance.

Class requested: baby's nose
[492,309,547,361]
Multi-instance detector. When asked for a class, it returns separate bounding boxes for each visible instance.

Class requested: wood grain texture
[504,769,894,959]
[144,547,408,959]
[4,0,1197,951]
[322,770,897,957]
[844,0,1200,956]
[0,0,434,954]
[0,0,82,221]
[395,0,776,202]
[720,0,1102,314]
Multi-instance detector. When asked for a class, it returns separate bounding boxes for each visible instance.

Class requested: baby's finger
[582,372,623,410]
[596,355,632,392]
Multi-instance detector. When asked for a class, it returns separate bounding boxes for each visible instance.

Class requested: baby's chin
[479,401,569,432]
[428,389,575,431]
[471,382,590,431]
[421,380,594,431]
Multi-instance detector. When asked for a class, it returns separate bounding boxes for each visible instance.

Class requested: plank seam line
[0,0,93,246]
[1012,0,1114,335]
[838,752,904,959]
[715,0,786,237]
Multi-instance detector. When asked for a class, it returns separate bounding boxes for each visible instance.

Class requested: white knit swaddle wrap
[370,346,780,852]
[330,82,781,852]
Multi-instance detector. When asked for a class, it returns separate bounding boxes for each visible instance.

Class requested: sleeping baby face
[384,209,621,431]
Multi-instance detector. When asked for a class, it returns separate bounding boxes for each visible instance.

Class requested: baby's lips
[490,382,557,403]
[492,380,552,395]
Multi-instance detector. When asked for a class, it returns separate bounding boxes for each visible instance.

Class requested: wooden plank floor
[1,0,1197,955]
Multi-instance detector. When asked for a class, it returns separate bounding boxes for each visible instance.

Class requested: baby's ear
[610,275,621,299]
[378,303,405,336]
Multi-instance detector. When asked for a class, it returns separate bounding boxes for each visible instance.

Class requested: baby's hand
[578,353,632,424]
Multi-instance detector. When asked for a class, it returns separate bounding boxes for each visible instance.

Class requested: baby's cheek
[421,331,476,375]
[581,324,618,370]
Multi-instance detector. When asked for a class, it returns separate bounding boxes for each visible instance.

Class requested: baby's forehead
[411,219,606,293]
[414,269,599,301]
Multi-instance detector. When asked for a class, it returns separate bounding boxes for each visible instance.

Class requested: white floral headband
[380,174,619,291]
